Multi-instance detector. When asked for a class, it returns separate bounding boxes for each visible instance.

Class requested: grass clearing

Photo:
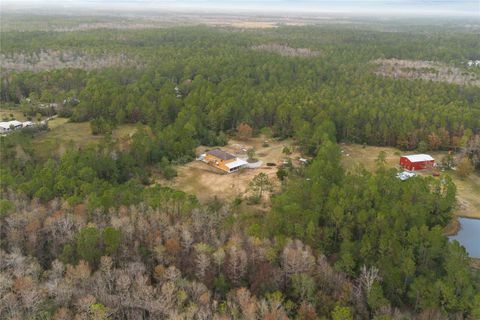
[112,123,140,139]
[340,143,401,172]
[0,108,29,121]
[47,117,69,129]
[33,119,140,160]
[34,121,102,160]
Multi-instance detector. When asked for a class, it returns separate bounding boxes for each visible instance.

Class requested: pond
[449,218,480,258]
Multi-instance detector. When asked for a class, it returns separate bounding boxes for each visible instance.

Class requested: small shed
[400,154,435,171]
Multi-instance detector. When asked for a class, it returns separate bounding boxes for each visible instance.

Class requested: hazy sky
[3,0,480,17]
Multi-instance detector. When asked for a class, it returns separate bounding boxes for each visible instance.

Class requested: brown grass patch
[252,44,321,58]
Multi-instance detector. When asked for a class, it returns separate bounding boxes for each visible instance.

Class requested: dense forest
[1,16,480,319]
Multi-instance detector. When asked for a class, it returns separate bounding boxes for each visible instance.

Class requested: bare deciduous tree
[226,246,247,286]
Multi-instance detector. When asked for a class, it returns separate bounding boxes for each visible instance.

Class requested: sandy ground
[156,136,299,202]
[340,144,480,223]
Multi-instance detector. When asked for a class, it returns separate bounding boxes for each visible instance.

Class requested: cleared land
[47,117,69,129]
[374,59,480,87]
[155,136,299,203]
[33,119,140,160]
[1,50,139,73]
[252,44,321,57]
[340,143,480,221]
[0,108,29,121]
[34,121,102,160]
[231,21,278,29]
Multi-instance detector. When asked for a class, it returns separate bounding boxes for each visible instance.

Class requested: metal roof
[206,149,236,161]
[0,121,23,129]
[402,154,434,162]
[225,158,248,169]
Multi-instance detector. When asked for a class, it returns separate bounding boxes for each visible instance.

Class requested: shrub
[0,199,13,217]
[163,166,177,180]
[457,157,473,178]
[247,194,261,205]
[417,141,428,153]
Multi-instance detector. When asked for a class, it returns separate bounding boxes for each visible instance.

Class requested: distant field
[0,50,139,73]
[252,44,321,57]
[340,143,480,220]
[374,59,480,87]
[33,119,140,160]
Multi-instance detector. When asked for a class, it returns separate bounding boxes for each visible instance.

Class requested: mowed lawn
[33,119,140,160]
[340,144,480,219]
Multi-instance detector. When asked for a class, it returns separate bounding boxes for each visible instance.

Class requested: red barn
[399,154,435,171]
